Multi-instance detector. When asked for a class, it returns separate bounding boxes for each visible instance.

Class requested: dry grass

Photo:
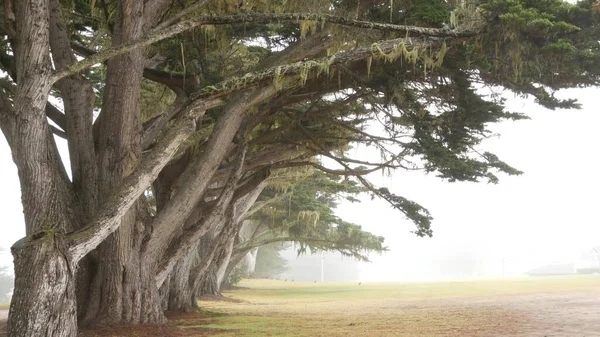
[2,275,599,337]
[199,275,600,337]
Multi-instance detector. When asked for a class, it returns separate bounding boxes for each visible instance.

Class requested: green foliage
[467,0,600,104]
[253,169,386,261]
[409,0,452,26]
[228,265,248,286]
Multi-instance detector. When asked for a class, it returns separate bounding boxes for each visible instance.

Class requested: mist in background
[279,87,600,282]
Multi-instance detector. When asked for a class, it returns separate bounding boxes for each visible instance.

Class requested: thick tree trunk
[8,1,79,336]
[201,235,235,296]
[165,249,198,312]
[84,0,150,325]
[8,235,77,337]
[159,275,170,311]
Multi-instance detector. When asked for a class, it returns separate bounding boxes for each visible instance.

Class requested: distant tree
[200,168,385,295]
[253,243,290,279]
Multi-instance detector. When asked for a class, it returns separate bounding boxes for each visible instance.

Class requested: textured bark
[11,0,73,236]
[165,249,198,312]
[153,142,249,287]
[48,0,99,316]
[158,275,170,311]
[83,0,149,325]
[144,87,275,271]
[48,0,97,218]
[195,187,266,295]
[8,235,77,337]
[200,265,221,296]
[201,236,235,296]
[7,1,78,336]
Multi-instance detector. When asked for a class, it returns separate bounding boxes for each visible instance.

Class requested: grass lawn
[196,275,600,337]
[4,275,600,337]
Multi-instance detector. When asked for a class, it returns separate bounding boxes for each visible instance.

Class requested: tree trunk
[243,248,259,276]
[159,275,170,311]
[84,0,149,325]
[216,238,235,286]
[166,248,198,312]
[8,1,79,336]
[201,235,235,296]
[200,265,221,296]
[8,235,77,337]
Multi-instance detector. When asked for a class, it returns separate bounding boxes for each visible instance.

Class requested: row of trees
[0,0,598,336]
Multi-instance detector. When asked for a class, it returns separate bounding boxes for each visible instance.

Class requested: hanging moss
[369,40,447,75]
[298,20,318,41]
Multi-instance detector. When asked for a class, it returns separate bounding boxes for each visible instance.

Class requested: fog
[280,87,600,282]
[1,87,599,283]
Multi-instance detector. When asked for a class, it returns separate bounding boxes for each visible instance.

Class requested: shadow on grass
[78,310,233,337]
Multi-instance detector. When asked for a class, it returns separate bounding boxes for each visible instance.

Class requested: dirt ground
[388,289,600,337]
[201,278,600,337]
[460,290,600,337]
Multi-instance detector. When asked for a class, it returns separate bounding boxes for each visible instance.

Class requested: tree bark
[83,0,150,325]
[165,248,198,312]
[8,1,79,336]
[8,235,77,337]
[200,265,221,296]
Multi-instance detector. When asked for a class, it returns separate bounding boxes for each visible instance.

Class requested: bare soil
[465,290,600,337]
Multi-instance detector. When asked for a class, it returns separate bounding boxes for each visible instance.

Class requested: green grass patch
[192,275,600,337]
[0,303,8,310]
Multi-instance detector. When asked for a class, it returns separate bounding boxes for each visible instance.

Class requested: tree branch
[51,13,475,82]
[49,0,98,217]
[152,0,211,31]
[45,103,67,131]
[155,141,249,287]
[66,100,209,262]
[142,96,221,149]
[142,86,275,263]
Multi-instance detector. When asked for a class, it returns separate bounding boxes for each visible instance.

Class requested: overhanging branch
[52,13,475,82]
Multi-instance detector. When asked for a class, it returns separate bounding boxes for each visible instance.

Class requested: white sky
[334,87,600,281]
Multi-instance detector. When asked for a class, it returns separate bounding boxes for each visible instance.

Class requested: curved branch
[45,103,67,131]
[155,141,250,287]
[66,101,209,262]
